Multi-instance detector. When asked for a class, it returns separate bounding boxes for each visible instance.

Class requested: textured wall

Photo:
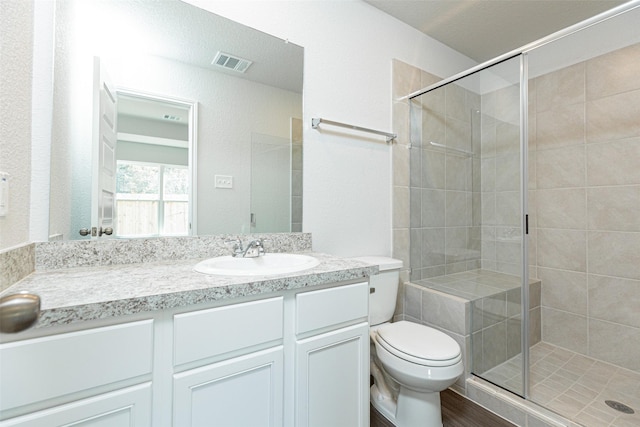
[0,0,33,250]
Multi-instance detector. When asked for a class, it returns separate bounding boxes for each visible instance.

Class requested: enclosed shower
[397,2,640,426]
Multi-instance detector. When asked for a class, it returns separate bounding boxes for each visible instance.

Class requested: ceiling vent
[212,51,253,73]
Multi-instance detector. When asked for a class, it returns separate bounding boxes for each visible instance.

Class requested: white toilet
[355,257,463,427]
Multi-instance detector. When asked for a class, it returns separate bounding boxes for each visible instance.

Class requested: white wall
[0,0,34,250]
[187,0,477,257]
[117,142,189,166]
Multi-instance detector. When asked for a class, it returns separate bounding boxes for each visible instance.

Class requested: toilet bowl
[352,256,463,427]
[371,321,463,427]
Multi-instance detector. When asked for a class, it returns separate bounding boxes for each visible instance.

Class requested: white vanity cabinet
[294,282,370,427]
[172,297,285,427]
[0,321,154,426]
[170,282,370,427]
[0,280,370,427]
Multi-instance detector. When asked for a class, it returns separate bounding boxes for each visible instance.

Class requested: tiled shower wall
[392,60,435,316]
[393,59,523,283]
[479,82,523,277]
[529,42,640,373]
[408,80,482,280]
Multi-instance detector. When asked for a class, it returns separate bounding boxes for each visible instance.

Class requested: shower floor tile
[482,342,640,427]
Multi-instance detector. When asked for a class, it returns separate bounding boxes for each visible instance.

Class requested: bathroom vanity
[0,251,376,427]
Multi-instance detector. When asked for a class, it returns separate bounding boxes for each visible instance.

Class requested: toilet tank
[351,257,403,327]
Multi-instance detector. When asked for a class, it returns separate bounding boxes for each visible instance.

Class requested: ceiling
[364,0,627,62]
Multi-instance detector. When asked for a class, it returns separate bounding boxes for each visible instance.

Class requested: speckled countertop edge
[2,252,378,329]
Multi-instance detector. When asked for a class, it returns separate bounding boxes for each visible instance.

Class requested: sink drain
[605,400,635,414]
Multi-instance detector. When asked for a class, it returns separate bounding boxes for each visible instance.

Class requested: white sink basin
[194,253,320,276]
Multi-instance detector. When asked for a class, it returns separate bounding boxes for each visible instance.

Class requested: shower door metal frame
[519,52,530,399]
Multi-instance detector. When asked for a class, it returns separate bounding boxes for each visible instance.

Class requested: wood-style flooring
[370,389,517,427]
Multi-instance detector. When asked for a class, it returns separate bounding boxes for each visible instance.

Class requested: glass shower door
[468,56,528,397]
[409,54,528,397]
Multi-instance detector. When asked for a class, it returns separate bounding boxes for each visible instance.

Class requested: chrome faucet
[225,238,245,257]
[225,237,266,258]
[243,239,267,258]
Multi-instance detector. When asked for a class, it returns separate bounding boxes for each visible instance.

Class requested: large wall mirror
[48,0,303,241]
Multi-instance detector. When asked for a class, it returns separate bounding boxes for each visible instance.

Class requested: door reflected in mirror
[114,92,194,238]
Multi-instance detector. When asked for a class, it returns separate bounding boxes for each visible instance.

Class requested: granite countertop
[2,252,378,329]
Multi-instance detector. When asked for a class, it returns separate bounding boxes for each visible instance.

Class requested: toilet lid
[376,321,461,367]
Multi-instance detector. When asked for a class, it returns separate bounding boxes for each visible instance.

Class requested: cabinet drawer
[0,383,152,427]
[0,320,154,412]
[174,297,283,366]
[296,282,368,335]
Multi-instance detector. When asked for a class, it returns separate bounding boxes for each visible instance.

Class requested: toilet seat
[376,321,461,367]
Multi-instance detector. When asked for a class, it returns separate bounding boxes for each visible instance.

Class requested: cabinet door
[0,383,151,427]
[295,322,369,427]
[173,346,284,427]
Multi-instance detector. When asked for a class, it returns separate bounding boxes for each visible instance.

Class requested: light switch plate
[215,175,233,189]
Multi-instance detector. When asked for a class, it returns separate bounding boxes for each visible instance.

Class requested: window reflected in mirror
[116,162,189,237]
